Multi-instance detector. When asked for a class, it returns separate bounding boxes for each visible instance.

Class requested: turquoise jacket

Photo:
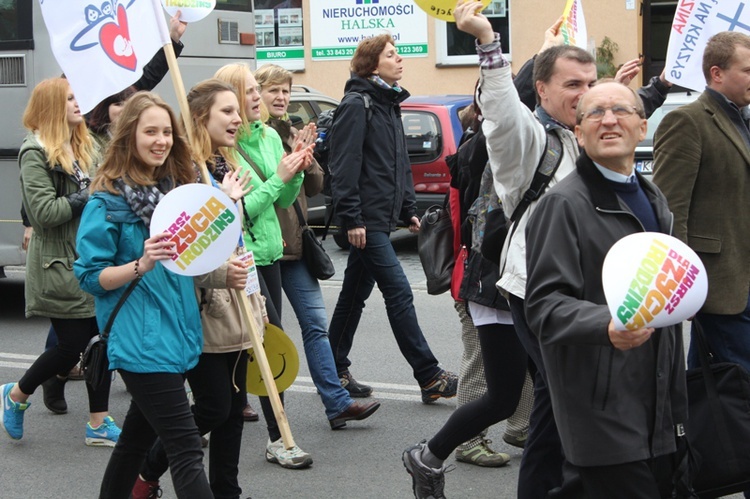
[74,192,203,374]
[236,121,303,265]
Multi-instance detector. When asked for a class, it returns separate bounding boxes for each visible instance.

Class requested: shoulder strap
[292,200,307,228]
[234,146,267,183]
[101,277,141,341]
[509,130,564,223]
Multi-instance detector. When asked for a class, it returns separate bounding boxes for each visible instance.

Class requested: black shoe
[339,371,373,398]
[420,370,458,404]
[402,440,452,498]
[42,375,67,414]
[329,400,381,430]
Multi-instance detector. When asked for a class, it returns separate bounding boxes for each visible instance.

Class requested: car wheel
[333,232,351,250]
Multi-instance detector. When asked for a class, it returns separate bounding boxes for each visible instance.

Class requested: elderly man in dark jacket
[524,81,688,498]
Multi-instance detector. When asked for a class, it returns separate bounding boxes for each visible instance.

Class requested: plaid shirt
[476,33,508,70]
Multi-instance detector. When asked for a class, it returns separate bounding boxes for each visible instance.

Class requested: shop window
[435,1,510,66]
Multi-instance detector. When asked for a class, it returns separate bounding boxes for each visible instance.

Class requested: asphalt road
[0,230,523,498]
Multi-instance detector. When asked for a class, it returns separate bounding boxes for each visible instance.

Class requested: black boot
[42,375,67,414]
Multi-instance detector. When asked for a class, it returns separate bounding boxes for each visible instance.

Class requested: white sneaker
[265,438,313,469]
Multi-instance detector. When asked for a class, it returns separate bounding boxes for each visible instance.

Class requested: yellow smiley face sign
[246,324,300,396]
[414,0,490,22]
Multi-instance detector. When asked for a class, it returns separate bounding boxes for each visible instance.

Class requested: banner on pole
[39,0,170,113]
[561,0,587,50]
[665,0,750,91]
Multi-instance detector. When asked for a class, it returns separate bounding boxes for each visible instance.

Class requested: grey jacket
[524,152,688,467]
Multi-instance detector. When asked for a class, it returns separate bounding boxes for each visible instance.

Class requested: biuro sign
[602,232,708,331]
[150,184,242,276]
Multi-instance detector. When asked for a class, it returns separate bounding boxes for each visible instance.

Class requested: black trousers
[427,322,526,459]
[141,351,248,499]
[98,371,211,499]
[257,262,285,443]
[19,317,110,413]
[576,455,676,499]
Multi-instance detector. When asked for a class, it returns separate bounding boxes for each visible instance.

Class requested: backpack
[314,92,372,183]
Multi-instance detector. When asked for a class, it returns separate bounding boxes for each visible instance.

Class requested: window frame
[434,2,511,66]
[216,0,254,13]
[0,0,33,51]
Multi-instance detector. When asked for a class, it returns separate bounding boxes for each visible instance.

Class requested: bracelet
[133,259,143,278]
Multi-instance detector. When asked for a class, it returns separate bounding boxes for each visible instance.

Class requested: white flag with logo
[665,0,750,91]
[561,0,588,50]
[39,0,170,113]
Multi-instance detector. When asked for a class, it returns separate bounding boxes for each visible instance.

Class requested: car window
[287,100,318,126]
[317,101,336,114]
[401,111,441,163]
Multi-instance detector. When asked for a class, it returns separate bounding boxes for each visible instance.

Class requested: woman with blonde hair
[0,78,120,446]
[74,91,211,498]
[214,62,315,469]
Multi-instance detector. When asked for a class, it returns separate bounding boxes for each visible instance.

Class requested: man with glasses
[454,3,673,497]
[523,80,687,498]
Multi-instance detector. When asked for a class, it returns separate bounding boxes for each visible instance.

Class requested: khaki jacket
[194,263,267,354]
[653,91,750,314]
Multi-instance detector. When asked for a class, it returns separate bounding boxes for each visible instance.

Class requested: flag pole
[149,0,297,451]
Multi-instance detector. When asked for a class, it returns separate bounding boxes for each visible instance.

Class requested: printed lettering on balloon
[616,238,702,330]
[164,196,236,271]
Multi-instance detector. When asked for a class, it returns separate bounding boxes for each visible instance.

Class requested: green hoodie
[236,121,303,266]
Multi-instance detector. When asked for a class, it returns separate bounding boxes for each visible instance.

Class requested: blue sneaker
[85,415,121,447]
[0,383,30,440]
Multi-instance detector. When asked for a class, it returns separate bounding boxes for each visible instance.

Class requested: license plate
[635,159,653,174]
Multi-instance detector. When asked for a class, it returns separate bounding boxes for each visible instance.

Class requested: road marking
[0,352,38,360]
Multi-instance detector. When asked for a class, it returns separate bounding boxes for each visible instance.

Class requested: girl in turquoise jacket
[74,92,212,499]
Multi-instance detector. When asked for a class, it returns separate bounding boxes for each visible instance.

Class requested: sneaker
[402,440,452,499]
[339,371,373,398]
[502,431,527,449]
[265,438,313,469]
[455,439,509,467]
[0,383,29,440]
[420,370,458,404]
[85,415,121,447]
[132,475,162,499]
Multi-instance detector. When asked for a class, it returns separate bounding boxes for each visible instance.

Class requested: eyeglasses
[580,105,640,122]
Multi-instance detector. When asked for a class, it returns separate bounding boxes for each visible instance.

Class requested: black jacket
[525,151,687,467]
[329,75,416,232]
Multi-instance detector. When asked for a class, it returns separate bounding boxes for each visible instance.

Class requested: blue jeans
[328,231,440,386]
[281,259,352,419]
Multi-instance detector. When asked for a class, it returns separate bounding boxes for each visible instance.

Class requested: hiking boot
[420,370,458,404]
[132,475,162,499]
[502,431,527,449]
[402,440,452,499]
[85,415,121,447]
[42,375,67,414]
[0,383,29,440]
[265,438,313,469]
[339,370,373,398]
[243,394,259,422]
[455,439,509,467]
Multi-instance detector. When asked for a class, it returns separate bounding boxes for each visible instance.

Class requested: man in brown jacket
[653,31,750,375]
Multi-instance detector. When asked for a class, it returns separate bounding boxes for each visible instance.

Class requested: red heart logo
[98,4,137,71]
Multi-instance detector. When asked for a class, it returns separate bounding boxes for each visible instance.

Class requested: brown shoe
[329,400,381,430]
[243,396,259,422]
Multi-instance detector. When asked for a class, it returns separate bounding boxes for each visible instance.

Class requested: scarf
[114,177,175,227]
[368,74,403,93]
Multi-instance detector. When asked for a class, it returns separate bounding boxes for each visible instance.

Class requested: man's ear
[574,124,585,148]
[535,80,546,103]
[638,118,647,142]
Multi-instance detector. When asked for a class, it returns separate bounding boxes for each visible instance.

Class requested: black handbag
[293,201,335,280]
[81,277,140,390]
[685,320,750,498]
[418,203,454,295]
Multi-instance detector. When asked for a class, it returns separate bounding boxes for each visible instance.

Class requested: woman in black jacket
[327,34,457,404]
